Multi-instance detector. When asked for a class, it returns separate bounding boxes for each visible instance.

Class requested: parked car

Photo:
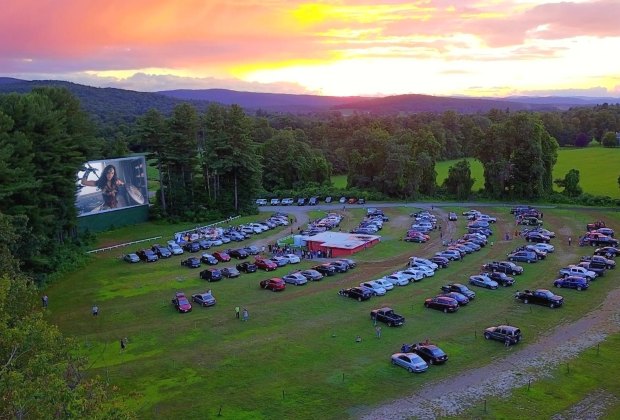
[469,274,498,289]
[382,273,411,286]
[436,250,462,261]
[370,307,405,326]
[124,253,140,263]
[201,253,219,265]
[559,265,596,281]
[329,261,349,273]
[199,268,222,282]
[260,277,286,291]
[228,248,249,259]
[338,287,372,301]
[440,292,469,306]
[236,261,257,273]
[281,198,294,206]
[404,232,430,243]
[197,239,212,250]
[430,256,449,268]
[213,251,231,262]
[324,196,333,203]
[313,263,336,276]
[360,281,387,296]
[221,267,240,278]
[300,269,323,281]
[152,244,172,258]
[270,198,281,206]
[402,342,448,365]
[282,272,308,286]
[577,261,606,278]
[580,255,616,270]
[270,256,289,267]
[553,276,589,291]
[183,241,201,253]
[243,245,260,255]
[167,242,184,255]
[484,325,522,345]
[507,250,538,264]
[339,196,347,204]
[137,249,158,262]
[282,254,301,264]
[172,292,192,313]
[594,247,620,257]
[532,242,555,253]
[485,271,515,287]
[481,261,524,275]
[448,212,458,221]
[191,291,216,307]
[390,353,428,373]
[255,258,278,271]
[524,231,550,243]
[440,283,476,299]
[374,277,395,291]
[424,296,459,313]
[515,289,563,308]
[181,257,201,268]
[338,258,357,269]
[400,269,425,282]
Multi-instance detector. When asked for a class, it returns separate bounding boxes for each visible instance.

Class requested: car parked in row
[260,277,286,291]
[221,267,240,278]
[440,283,476,299]
[484,325,521,345]
[191,291,216,307]
[236,261,257,273]
[300,269,323,281]
[124,253,140,263]
[282,272,308,286]
[390,353,428,373]
[424,296,459,313]
[553,276,589,291]
[181,257,201,268]
[200,268,222,282]
[137,249,159,262]
[469,274,499,290]
[401,342,448,365]
[515,289,563,308]
[338,287,372,301]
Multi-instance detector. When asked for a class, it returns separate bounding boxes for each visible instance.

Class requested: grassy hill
[435,147,620,198]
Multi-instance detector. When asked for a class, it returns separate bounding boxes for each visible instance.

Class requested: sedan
[181,257,201,268]
[167,242,184,255]
[260,277,286,291]
[283,254,301,264]
[228,249,249,259]
[201,253,219,265]
[236,261,258,273]
[137,249,158,262]
[255,258,278,271]
[440,292,469,306]
[430,256,449,268]
[172,292,192,313]
[329,261,349,273]
[469,275,499,289]
[485,271,515,287]
[436,250,462,261]
[183,242,201,253]
[408,264,435,277]
[400,269,425,282]
[313,264,336,276]
[213,252,231,262]
[390,353,428,373]
[221,267,240,278]
[360,281,387,296]
[270,256,289,267]
[373,277,395,291]
[191,291,216,307]
[282,272,308,286]
[300,269,323,281]
[124,253,140,263]
[533,243,555,253]
[382,274,410,286]
[424,296,459,313]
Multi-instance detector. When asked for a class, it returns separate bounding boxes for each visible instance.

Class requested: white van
[256,198,268,206]
[270,198,281,206]
[281,198,294,206]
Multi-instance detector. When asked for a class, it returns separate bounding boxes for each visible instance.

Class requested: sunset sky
[2,0,619,97]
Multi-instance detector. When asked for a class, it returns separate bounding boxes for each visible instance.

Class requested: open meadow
[47,205,620,418]
[434,147,620,198]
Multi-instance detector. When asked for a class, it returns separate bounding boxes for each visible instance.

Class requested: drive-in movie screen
[76,157,148,216]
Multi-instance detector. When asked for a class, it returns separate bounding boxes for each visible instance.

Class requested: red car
[424,296,459,313]
[213,251,231,262]
[260,277,286,291]
[255,258,277,271]
[172,292,192,313]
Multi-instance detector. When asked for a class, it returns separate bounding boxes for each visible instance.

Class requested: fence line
[86,215,242,254]
[86,236,162,254]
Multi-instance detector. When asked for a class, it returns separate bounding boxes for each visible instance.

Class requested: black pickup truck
[515,289,563,308]
[580,255,616,270]
[370,307,405,327]
[481,261,524,275]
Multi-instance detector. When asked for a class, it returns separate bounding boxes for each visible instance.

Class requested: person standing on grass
[235,306,240,319]
[375,326,382,339]
[120,338,126,352]
[42,295,48,308]
[568,236,572,246]
[242,308,249,321]
[92,305,99,317]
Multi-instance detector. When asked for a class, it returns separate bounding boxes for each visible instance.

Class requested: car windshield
[539,290,554,298]
[430,348,445,356]
[179,299,190,305]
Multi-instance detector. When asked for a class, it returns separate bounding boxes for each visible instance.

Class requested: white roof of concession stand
[301,232,380,249]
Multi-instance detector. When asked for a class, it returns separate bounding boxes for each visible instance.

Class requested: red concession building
[300,232,381,257]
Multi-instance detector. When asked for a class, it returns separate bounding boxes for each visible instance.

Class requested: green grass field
[47,206,620,418]
[435,147,620,198]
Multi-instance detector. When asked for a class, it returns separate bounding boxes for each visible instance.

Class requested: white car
[400,269,425,282]
[409,257,439,270]
[281,198,294,205]
[248,223,268,233]
[282,272,308,286]
[533,243,555,253]
[373,278,395,291]
[408,263,435,277]
[283,254,301,264]
[167,241,184,255]
[381,274,410,287]
[360,281,387,296]
[476,214,497,223]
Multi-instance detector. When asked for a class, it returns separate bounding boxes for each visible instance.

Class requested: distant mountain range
[1,77,619,123]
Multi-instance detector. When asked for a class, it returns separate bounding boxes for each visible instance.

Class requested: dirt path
[360,287,620,420]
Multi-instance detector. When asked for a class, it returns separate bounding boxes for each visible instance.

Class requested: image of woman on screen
[80,164,125,209]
